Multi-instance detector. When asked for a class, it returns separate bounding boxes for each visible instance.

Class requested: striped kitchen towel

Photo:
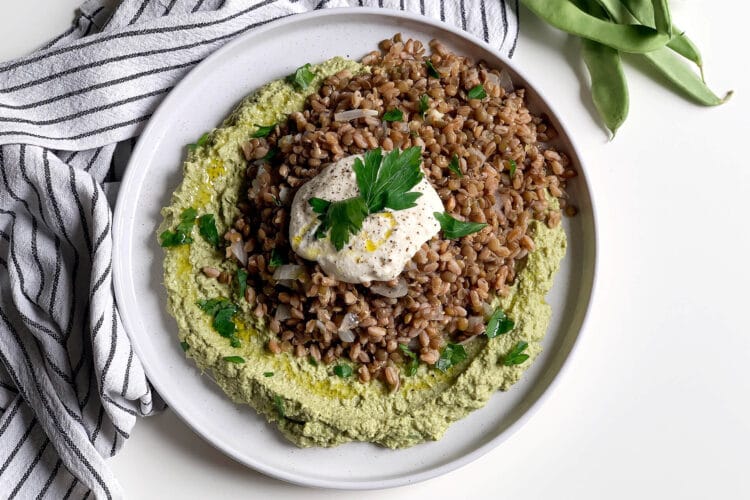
[0,0,519,498]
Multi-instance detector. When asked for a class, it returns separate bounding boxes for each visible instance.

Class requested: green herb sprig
[198,213,220,248]
[197,297,241,347]
[288,63,314,90]
[383,108,404,122]
[436,343,467,372]
[159,208,197,247]
[468,84,487,99]
[434,212,487,239]
[399,344,419,376]
[503,341,530,366]
[448,154,463,178]
[486,308,515,338]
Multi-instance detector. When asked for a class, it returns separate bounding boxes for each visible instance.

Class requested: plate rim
[113,6,599,490]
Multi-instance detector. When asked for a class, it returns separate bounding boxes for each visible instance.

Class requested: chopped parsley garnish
[399,344,419,376]
[197,297,240,347]
[308,356,318,367]
[273,394,286,417]
[252,124,275,138]
[425,59,441,78]
[180,341,189,352]
[236,268,248,300]
[310,147,424,250]
[197,213,220,248]
[433,212,488,239]
[288,63,314,90]
[159,208,197,247]
[419,94,429,118]
[508,159,517,178]
[382,108,404,122]
[486,308,515,339]
[187,132,210,151]
[223,356,245,364]
[436,343,467,372]
[269,248,285,268]
[333,364,353,378]
[448,154,463,178]
[263,372,274,377]
[262,147,278,162]
[503,341,530,366]
[468,84,487,100]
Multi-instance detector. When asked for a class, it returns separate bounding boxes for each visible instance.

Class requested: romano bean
[639,47,731,106]
[581,38,629,136]
[521,0,671,53]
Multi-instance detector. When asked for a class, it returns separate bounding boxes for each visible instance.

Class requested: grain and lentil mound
[218,35,575,389]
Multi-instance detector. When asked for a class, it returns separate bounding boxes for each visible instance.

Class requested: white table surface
[3,1,748,498]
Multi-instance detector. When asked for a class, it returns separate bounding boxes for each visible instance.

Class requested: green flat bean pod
[582,39,629,136]
[595,0,705,78]
[639,47,731,105]
[521,0,671,53]
[651,0,672,36]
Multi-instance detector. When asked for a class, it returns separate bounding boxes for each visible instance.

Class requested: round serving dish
[113,7,598,490]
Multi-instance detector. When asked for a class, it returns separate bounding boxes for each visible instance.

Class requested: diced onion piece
[482,302,495,319]
[272,264,303,281]
[333,109,379,122]
[467,147,487,164]
[468,315,484,331]
[338,328,356,343]
[370,279,408,298]
[274,304,291,322]
[229,240,247,266]
[498,69,514,93]
[278,185,291,203]
[315,320,327,335]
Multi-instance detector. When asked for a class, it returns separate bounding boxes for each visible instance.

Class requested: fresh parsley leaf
[353,147,424,213]
[223,356,245,364]
[333,364,353,378]
[197,297,234,316]
[309,197,331,214]
[311,197,369,250]
[263,372,274,377]
[262,148,278,162]
[269,249,284,268]
[383,108,404,122]
[308,356,318,367]
[288,63,314,90]
[159,229,192,247]
[399,344,419,377]
[213,307,237,338]
[434,212,488,239]
[503,341,530,366]
[468,84,487,100]
[198,214,220,248]
[436,343,467,372]
[273,394,286,417]
[419,94,429,118]
[197,298,239,347]
[180,341,189,352]
[425,59,441,78]
[508,159,517,178]
[486,308,515,339]
[176,208,197,233]
[160,208,197,247]
[253,124,275,138]
[236,268,248,300]
[448,154,463,178]
[188,132,210,151]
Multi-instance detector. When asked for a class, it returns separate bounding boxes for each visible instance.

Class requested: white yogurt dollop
[289,155,443,284]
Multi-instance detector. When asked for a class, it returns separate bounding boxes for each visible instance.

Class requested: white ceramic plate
[113,8,597,490]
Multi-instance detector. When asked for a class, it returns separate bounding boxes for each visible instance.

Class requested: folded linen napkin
[0,0,519,497]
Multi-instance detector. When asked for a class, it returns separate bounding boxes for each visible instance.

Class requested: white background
[2,1,748,498]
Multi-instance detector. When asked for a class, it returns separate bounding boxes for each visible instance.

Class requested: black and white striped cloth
[0,0,519,497]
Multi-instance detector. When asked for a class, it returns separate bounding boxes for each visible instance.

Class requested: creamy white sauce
[289,155,443,283]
